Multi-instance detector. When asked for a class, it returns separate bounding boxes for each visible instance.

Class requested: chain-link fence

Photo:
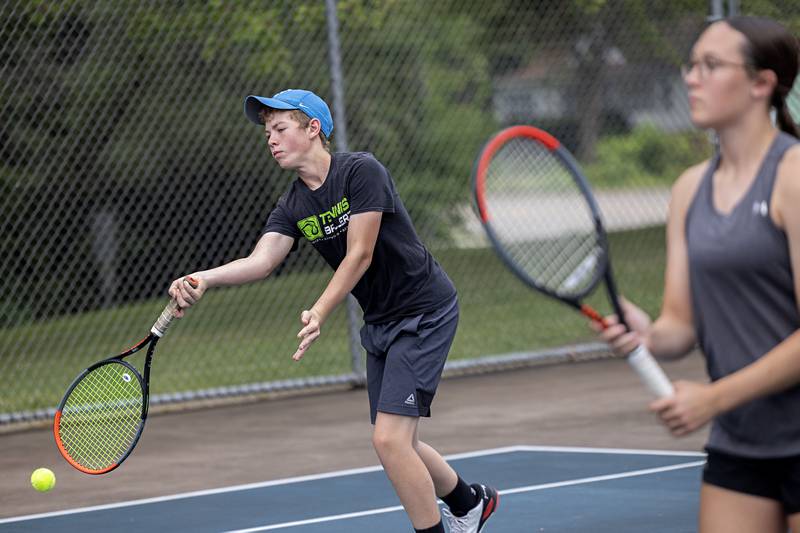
[2,0,799,424]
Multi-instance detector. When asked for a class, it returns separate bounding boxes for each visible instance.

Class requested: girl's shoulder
[774,143,800,226]
[776,143,800,192]
[778,141,800,170]
[670,159,711,214]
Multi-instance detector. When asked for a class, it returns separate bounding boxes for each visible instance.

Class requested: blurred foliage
[585,126,712,188]
[2,0,799,326]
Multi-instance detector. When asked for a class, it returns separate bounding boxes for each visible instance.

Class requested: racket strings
[59,376,142,468]
[57,362,144,471]
[536,236,600,291]
[482,137,602,297]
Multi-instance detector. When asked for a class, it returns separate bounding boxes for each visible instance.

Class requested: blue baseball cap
[244,89,333,137]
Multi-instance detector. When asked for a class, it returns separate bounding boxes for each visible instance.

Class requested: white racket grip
[626,344,674,398]
[151,299,179,338]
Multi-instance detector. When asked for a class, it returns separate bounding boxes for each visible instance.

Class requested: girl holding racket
[599,17,800,532]
[169,89,497,533]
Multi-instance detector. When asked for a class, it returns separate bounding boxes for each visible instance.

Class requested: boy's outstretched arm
[170,232,295,314]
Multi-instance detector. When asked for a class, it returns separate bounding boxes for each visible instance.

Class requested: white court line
[223,506,406,532]
[513,445,705,457]
[498,460,706,495]
[224,460,707,532]
[0,445,705,525]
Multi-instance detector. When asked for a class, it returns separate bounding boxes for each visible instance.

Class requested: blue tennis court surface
[0,445,705,532]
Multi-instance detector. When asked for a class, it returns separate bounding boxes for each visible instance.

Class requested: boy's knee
[372,429,396,453]
[372,428,414,456]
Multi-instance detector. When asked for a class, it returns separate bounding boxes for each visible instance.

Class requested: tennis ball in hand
[30,468,56,492]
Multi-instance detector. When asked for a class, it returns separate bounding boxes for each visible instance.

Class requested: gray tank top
[686,131,800,458]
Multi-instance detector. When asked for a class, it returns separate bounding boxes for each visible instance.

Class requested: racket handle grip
[152,300,179,337]
[626,344,674,398]
[151,276,198,337]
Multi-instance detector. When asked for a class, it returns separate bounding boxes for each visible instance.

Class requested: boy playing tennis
[169,89,498,533]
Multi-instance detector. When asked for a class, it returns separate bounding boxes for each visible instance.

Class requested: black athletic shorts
[361,295,458,424]
[703,447,800,514]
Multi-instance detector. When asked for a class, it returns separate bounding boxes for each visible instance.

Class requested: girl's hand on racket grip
[650,380,719,437]
[594,298,652,357]
[168,275,204,317]
[597,318,641,357]
[293,309,322,361]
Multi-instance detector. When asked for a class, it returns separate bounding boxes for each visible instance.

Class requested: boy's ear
[307,117,322,138]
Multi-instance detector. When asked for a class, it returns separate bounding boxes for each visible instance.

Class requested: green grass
[0,226,666,414]
[444,226,665,358]
[0,271,353,413]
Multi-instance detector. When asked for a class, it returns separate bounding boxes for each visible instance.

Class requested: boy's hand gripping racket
[473,125,674,398]
[53,277,197,474]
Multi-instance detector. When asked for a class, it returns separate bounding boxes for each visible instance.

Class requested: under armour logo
[752,200,768,217]
[404,393,416,406]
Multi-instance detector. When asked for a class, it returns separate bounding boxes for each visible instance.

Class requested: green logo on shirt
[297,197,351,242]
[297,215,322,241]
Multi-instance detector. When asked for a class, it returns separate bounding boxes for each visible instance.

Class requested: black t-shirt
[263,152,456,324]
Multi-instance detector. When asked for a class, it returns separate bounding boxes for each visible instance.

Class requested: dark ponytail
[773,90,800,138]
[726,16,800,138]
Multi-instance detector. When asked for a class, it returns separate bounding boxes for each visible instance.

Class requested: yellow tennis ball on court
[30,468,56,492]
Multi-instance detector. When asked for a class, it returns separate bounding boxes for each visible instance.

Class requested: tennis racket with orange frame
[54,277,197,474]
[473,125,673,398]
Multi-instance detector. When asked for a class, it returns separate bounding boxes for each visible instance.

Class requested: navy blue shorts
[703,447,800,514]
[360,295,458,424]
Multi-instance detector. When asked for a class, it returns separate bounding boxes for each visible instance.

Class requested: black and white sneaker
[441,483,499,532]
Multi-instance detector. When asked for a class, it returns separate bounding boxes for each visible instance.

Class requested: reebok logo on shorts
[404,393,416,406]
